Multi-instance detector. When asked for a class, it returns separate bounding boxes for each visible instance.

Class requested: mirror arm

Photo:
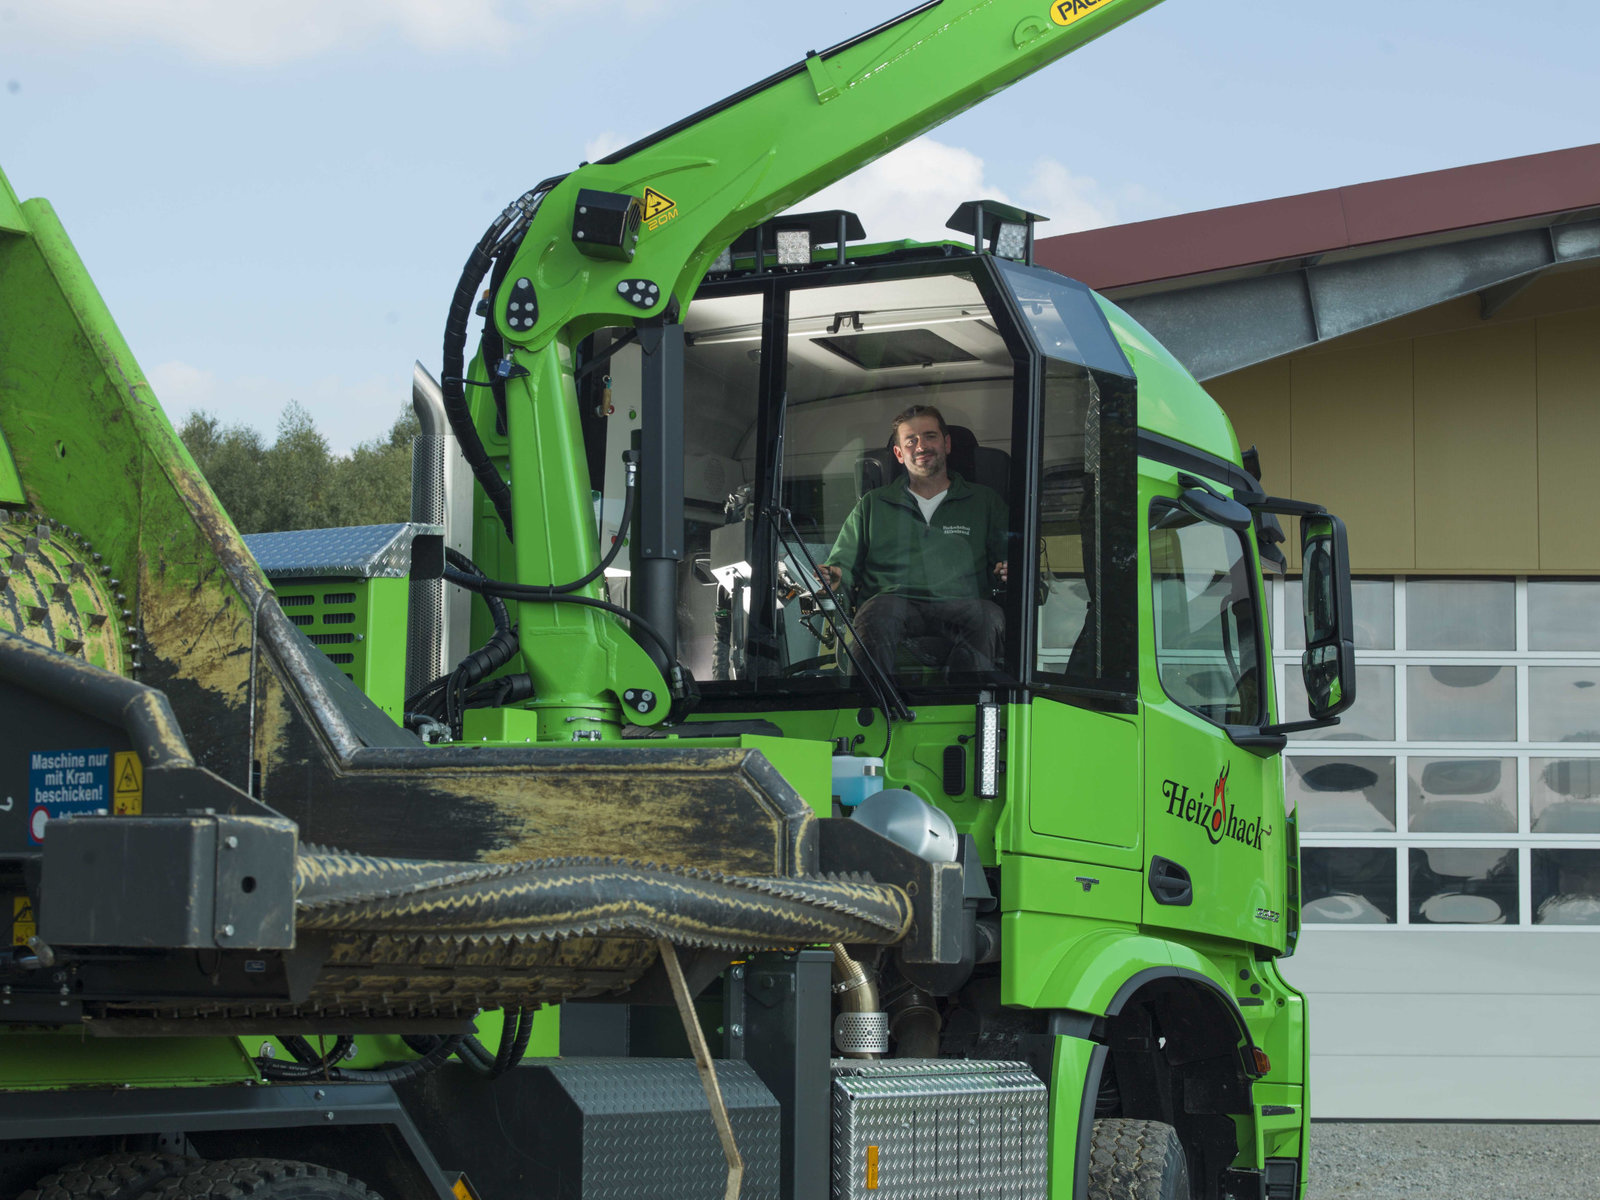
[1262,717,1341,736]
[1226,715,1342,759]
[1225,725,1288,757]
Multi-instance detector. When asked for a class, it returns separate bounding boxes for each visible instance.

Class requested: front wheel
[1086,1118,1192,1200]
[145,1160,378,1200]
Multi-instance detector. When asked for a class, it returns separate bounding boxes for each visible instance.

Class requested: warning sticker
[28,747,111,845]
[1050,0,1111,26]
[642,187,675,220]
[642,187,678,233]
[113,750,143,815]
[451,1175,482,1200]
[12,897,36,948]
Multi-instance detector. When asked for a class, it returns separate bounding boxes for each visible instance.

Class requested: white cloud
[148,360,409,453]
[584,132,631,164]
[797,136,1142,245]
[1019,159,1120,234]
[9,0,665,66]
[803,138,1002,245]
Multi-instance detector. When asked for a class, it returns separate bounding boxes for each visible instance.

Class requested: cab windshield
[590,256,1136,704]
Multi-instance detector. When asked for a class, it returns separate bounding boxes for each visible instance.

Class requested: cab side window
[1150,503,1263,726]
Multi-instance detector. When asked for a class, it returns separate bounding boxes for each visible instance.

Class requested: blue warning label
[29,747,111,845]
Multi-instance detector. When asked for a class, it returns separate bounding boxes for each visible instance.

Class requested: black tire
[20,1153,196,1200]
[145,1160,379,1200]
[1086,1118,1192,1200]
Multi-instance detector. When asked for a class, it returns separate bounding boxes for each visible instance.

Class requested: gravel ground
[1306,1122,1600,1200]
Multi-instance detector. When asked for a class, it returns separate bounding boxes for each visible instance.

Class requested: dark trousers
[853,594,1005,675]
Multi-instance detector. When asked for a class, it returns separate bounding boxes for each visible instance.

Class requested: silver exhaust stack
[407,361,475,703]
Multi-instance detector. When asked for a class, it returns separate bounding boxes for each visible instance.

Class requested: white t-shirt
[914,488,948,523]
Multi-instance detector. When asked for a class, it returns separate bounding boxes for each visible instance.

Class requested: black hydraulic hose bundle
[255,1033,471,1084]
[406,547,522,736]
[431,453,694,704]
[444,570,680,690]
[400,1007,535,1080]
[440,178,565,542]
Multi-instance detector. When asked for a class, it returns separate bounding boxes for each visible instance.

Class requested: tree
[179,404,417,534]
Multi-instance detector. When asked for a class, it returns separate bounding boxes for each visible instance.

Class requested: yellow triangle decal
[642,187,676,220]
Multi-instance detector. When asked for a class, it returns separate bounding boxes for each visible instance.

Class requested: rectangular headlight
[976,701,1002,798]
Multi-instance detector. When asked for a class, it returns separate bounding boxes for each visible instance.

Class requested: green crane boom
[452,0,1166,737]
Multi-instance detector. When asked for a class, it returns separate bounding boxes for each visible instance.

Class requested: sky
[2,0,1594,451]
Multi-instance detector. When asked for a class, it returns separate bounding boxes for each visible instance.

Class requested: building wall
[1281,929,1600,1119]
[1207,287,1600,1120]
[1206,296,1600,576]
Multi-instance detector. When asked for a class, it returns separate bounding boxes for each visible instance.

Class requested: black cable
[254,1035,355,1081]
[446,546,511,632]
[444,569,679,677]
[495,1006,535,1076]
[330,1034,469,1085]
[406,548,519,728]
[441,185,556,541]
[469,456,636,599]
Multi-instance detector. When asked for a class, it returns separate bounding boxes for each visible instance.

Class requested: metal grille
[833,1011,889,1056]
[830,1060,1048,1200]
[271,582,367,683]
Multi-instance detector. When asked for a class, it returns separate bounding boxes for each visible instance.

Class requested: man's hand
[816,564,843,591]
[993,561,1008,584]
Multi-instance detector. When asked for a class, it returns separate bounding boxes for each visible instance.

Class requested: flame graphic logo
[1208,763,1230,843]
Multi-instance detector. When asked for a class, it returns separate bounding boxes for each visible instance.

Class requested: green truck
[0,2,1356,1198]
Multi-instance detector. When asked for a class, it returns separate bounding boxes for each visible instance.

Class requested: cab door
[1138,462,1288,949]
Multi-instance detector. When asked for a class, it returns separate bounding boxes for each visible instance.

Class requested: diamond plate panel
[535,1058,781,1200]
[830,1060,1048,1200]
[244,522,440,579]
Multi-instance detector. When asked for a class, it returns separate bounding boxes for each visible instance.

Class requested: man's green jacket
[825,472,1008,604]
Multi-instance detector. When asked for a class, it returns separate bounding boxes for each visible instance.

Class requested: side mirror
[1300,514,1355,719]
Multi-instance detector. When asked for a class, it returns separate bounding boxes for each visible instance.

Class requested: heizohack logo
[1051,0,1111,27]
[1161,764,1271,850]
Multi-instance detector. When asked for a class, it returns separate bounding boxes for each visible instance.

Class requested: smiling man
[817,404,1009,676]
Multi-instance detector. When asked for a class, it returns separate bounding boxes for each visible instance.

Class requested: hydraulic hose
[440,179,563,541]
[443,569,680,685]
[255,1034,356,1081]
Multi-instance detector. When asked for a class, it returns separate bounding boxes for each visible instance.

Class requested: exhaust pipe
[407,362,475,701]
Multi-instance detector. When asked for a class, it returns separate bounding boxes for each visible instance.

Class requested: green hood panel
[1100,294,1243,473]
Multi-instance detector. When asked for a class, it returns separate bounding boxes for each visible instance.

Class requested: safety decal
[643,187,679,232]
[12,896,35,948]
[1050,0,1112,26]
[451,1174,482,1200]
[28,747,111,845]
[113,750,143,815]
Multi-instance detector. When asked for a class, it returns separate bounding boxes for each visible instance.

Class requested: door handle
[1148,856,1193,906]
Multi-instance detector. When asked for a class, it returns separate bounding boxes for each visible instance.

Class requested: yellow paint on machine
[865,1144,879,1190]
[113,750,142,815]
[12,896,35,947]
[1050,0,1113,26]
[451,1175,481,1200]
